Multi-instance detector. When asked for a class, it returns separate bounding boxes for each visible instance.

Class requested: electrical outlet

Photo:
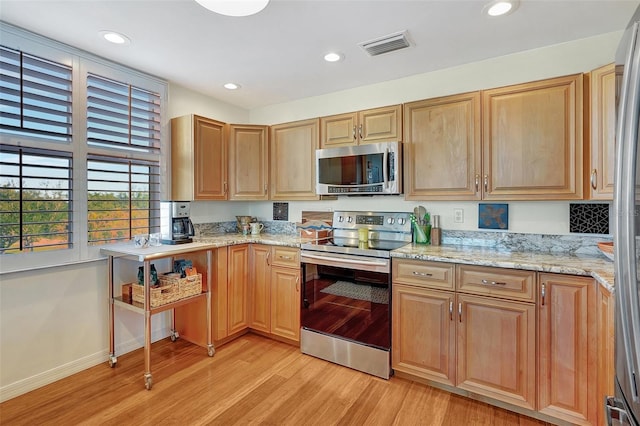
[454,208,464,223]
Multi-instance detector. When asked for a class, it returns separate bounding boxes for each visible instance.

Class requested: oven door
[300,250,391,350]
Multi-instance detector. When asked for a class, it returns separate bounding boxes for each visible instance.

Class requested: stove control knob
[347,216,353,223]
[338,216,344,223]
[397,217,406,225]
[387,217,395,225]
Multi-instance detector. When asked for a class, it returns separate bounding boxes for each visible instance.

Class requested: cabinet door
[320,112,358,147]
[229,124,269,200]
[597,283,615,426]
[457,293,536,410]
[270,118,319,200]
[358,104,402,144]
[538,273,596,425]
[270,266,300,342]
[392,284,456,386]
[404,92,481,200]
[194,115,228,200]
[227,244,249,335]
[249,245,271,333]
[482,74,583,200]
[588,63,616,200]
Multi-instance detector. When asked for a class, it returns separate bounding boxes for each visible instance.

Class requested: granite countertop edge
[194,234,615,293]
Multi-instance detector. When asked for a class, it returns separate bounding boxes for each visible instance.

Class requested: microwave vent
[359,30,412,56]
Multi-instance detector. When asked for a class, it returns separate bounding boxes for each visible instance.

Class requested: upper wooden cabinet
[270,118,319,200]
[482,74,584,200]
[404,92,482,200]
[228,124,269,200]
[170,114,228,200]
[586,63,617,200]
[320,105,402,148]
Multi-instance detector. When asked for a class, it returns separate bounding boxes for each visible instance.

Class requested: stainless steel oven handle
[301,253,388,267]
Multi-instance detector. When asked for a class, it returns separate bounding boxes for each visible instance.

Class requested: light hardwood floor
[0,334,550,425]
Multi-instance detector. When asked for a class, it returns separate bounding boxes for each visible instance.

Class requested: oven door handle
[301,253,388,267]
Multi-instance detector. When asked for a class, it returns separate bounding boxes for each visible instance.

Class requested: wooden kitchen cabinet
[270,118,319,200]
[320,104,402,148]
[250,245,301,343]
[456,293,537,410]
[392,283,456,386]
[228,124,269,200]
[586,63,617,200]
[482,74,584,200]
[538,273,597,425]
[170,114,228,200]
[227,244,250,335]
[597,283,615,426]
[403,92,482,200]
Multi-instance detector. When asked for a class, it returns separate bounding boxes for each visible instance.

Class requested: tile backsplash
[569,203,610,234]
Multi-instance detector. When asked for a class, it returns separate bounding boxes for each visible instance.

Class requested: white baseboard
[0,328,171,403]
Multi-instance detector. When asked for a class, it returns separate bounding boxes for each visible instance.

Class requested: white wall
[0,31,621,402]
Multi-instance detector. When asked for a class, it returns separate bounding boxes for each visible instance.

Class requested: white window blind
[87,156,160,245]
[0,45,72,142]
[87,73,161,152]
[0,145,73,253]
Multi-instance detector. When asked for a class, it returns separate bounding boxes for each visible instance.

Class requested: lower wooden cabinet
[538,273,597,425]
[250,245,301,343]
[227,244,250,335]
[392,259,610,425]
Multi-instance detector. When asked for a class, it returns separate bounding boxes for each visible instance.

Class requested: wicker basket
[131,273,201,307]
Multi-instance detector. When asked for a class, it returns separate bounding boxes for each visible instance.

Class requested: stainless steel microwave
[316,141,402,195]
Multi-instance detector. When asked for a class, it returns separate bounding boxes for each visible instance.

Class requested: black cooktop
[301,236,409,258]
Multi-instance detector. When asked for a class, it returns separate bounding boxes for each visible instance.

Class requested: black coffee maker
[160,201,195,244]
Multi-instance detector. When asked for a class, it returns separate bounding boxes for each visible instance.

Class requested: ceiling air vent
[359,30,412,56]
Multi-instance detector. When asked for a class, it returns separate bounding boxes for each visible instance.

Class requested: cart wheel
[207,345,215,357]
[170,330,179,342]
[144,374,153,390]
[108,355,117,368]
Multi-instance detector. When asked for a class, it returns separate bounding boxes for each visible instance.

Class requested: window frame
[0,22,168,274]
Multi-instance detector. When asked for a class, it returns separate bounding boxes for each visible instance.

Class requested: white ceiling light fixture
[224,83,241,90]
[194,0,269,17]
[100,30,131,45]
[324,52,344,63]
[484,0,519,17]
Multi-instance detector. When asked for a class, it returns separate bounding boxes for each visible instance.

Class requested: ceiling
[1,0,639,110]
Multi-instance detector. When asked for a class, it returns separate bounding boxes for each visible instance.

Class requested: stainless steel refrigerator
[607,5,640,425]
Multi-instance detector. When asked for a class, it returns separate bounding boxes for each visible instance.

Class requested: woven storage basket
[132,280,180,308]
[159,273,202,300]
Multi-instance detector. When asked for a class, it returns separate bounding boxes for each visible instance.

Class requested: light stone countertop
[391,243,615,292]
[195,233,312,248]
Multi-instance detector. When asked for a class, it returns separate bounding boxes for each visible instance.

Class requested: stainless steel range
[299,210,412,379]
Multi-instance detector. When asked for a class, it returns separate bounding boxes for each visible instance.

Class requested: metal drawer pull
[412,271,433,277]
[449,300,453,321]
[591,169,598,190]
[475,174,480,192]
[541,283,546,306]
[481,279,506,286]
[280,255,293,260]
[458,302,462,322]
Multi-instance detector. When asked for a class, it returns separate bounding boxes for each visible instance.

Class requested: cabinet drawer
[271,247,300,268]
[392,259,455,291]
[456,265,535,302]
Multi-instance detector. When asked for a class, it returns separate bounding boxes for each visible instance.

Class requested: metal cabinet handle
[591,169,598,190]
[541,282,546,306]
[352,126,357,140]
[223,181,228,195]
[484,175,488,192]
[296,275,300,292]
[280,255,292,260]
[458,302,462,322]
[412,271,433,277]
[481,279,506,286]
[475,174,480,192]
[264,183,268,194]
[449,300,453,321]
[358,124,363,139]
[266,251,270,266]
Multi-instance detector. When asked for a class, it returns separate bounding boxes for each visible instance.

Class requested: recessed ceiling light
[324,52,344,62]
[224,83,240,90]
[194,0,269,17]
[100,31,131,45]
[484,0,518,17]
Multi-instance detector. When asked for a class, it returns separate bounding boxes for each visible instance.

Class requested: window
[0,145,73,254]
[0,45,72,142]
[87,155,160,245]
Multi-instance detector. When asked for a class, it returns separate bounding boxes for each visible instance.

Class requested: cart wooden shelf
[101,242,216,390]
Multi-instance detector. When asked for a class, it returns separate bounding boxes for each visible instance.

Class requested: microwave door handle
[383,148,389,189]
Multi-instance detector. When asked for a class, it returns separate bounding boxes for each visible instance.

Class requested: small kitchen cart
[101,242,215,390]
